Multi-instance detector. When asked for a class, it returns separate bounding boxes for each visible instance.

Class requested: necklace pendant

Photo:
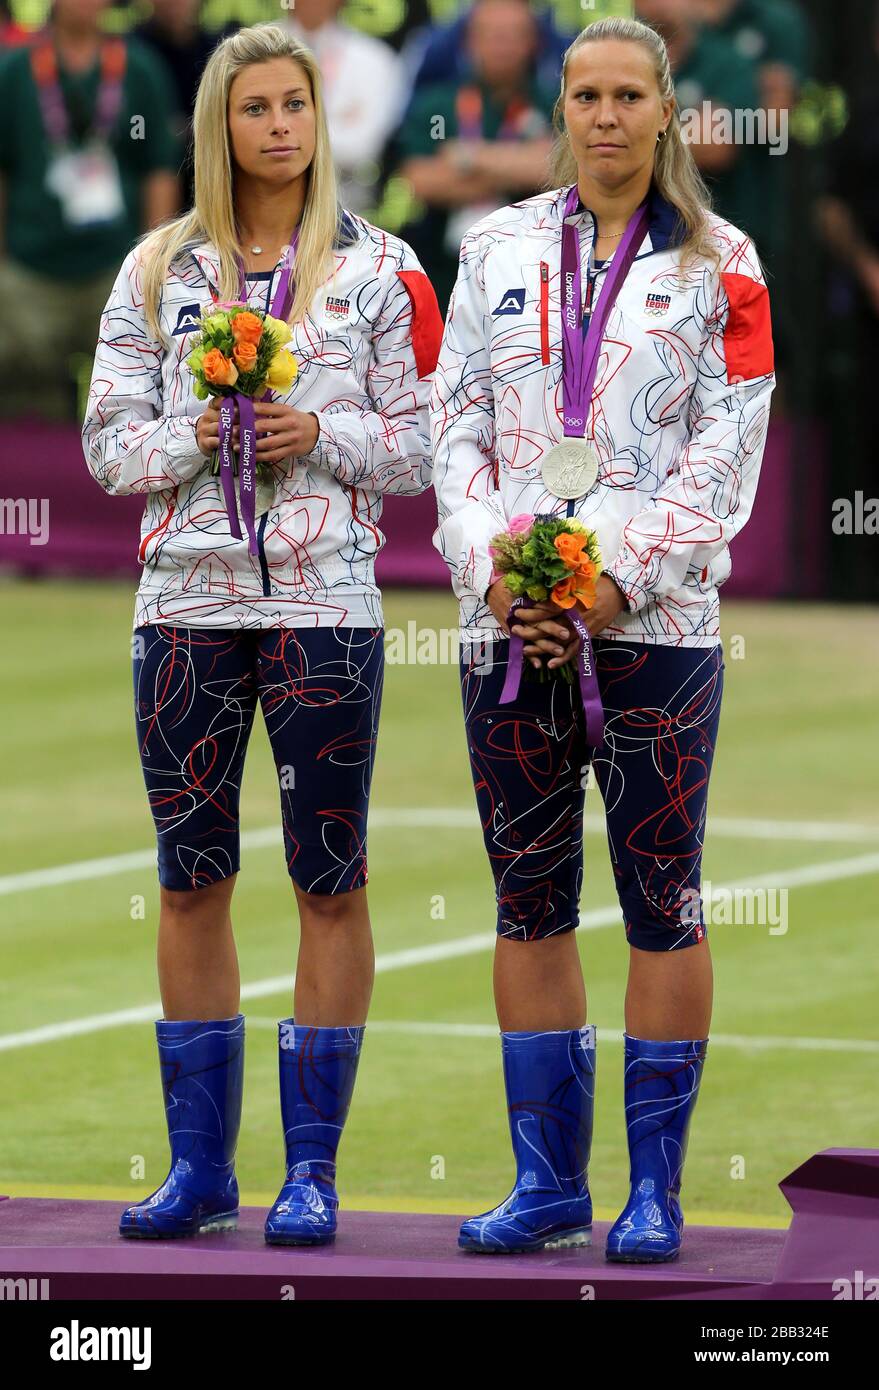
[251,244,262,254]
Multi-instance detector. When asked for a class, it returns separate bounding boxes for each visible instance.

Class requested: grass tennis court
[1,579,877,1228]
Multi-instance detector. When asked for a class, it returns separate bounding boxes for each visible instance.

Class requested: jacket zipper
[257,513,271,596]
[584,268,596,318]
[539,261,550,364]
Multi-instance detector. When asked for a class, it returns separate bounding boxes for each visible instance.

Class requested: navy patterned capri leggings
[133,625,384,893]
[459,637,725,950]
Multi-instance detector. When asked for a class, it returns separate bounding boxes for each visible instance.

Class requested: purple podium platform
[1,1150,876,1300]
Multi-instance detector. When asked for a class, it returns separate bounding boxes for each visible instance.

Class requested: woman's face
[562,39,673,191]
[227,58,316,188]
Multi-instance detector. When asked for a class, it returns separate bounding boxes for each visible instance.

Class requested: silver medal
[541,441,600,500]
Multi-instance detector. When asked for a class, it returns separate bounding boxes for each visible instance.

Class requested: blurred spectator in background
[1,0,31,46]
[0,0,182,422]
[694,0,810,370]
[359,0,434,57]
[816,0,879,600]
[133,0,234,208]
[636,0,760,244]
[693,0,808,112]
[395,0,556,311]
[818,15,879,318]
[403,0,572,94]
[281,0,405,214]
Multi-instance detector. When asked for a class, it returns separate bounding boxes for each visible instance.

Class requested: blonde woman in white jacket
[82,22,442,1246]
[431,17,774,1260]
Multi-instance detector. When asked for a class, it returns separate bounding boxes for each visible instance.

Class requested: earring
[657,130,667,142]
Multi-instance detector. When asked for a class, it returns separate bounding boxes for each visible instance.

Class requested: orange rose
[232,340,258,372]
[230,311,263,345]
[573,572,598,608]
[553,560,597,610]
[572,559,597,605]
[554,532,588,567]
[551,576,575,608]
[202,348,238,387]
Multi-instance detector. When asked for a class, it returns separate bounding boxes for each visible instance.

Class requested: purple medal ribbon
[500,597,605,749]
[565,604,604,749]
[498,192,651,742]
[559,184,650,438]
[215,228,300,554]
[217,396,241,542]
[555,192,648,738]
[499,597,528,704]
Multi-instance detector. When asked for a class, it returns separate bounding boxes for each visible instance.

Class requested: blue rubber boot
[119,1014,245,1239]
[264,1021,365,1246]
[458,1026,596,1253]
[606,1034,708,1263]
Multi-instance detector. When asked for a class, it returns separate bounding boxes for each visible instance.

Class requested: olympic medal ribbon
[214,226,301,543]
[559,186,650,439]
[236,234,298,415]
[565,605,605,750]
[217,397,242,542]
[499,596,605,750]
[499,598,529,704]
[235,391,258,556]
[216,393,260,553]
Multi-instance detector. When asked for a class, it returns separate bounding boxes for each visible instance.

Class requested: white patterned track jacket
[82,211,443,629]
[430,182,776,646]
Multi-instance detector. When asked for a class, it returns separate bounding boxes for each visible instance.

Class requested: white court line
[1,853,878,1055]
[2,809,879,897]
[244,1018,879,1054]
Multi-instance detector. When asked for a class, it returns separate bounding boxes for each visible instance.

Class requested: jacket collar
[178,209,361,298]
[554,179,686,257]
[183,241,221,296]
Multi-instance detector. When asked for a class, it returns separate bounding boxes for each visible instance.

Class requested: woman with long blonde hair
[82,21,442,1246]
[432,16,774,1261]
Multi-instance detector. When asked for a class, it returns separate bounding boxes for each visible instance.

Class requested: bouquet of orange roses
[489,513,605,746]
[186,303,298,553]
[489,514,603,675]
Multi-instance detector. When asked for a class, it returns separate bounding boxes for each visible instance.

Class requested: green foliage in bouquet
[490,516,601,603]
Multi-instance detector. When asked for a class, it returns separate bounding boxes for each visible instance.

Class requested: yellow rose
[266,349,298,392]
[263,314,292,348]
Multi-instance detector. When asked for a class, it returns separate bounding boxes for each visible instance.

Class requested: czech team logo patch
[644,291,672,317]
[172,303,203,335]
[325,295,350,320]
[493,288,526,316]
